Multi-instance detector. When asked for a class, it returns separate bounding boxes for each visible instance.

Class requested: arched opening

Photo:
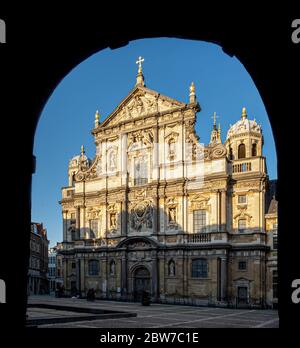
[238,143,246,159]
[252,143,257,157]
[28,36,278,323]
[133,267,150,302]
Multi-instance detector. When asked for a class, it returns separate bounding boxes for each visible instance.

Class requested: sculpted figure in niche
[109,151,117,170]
[169,207,176,223]
[169,260,175,276]
[110,213,116,229]
[110,261,115,275]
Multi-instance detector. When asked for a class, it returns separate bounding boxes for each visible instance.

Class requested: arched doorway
[133,267,151,302]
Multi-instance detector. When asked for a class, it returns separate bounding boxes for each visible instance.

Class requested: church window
[134,156,148,186]
[238,261,247,270]
[238,195,247,204]
[193,209,206,233]
[251,143,257,156]
[238,143,246,159]
[89,219,98,239]
[192,259,208,278]
[238,219,247,232]
[88,260,99,276]
[70,227,76,241]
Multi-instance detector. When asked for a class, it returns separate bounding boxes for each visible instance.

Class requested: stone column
[62,210,68,242]
[121,200,127,236]
[76,258,81,295]
[63,258,68,292]
[121,132,127,184]
[158,254,165,301]
[220,257,228,301]
[221,190,227,232]
[80,258,85,296]
[121,253,127,298]
[151,254,158,301]
[216,191,220,232]
[76,207,81,239]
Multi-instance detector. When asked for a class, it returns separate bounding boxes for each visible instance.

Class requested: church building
[59,57,277,308]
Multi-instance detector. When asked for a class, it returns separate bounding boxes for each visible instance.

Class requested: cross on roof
[136,56,145,71]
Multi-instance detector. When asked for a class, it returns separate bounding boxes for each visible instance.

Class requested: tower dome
[226,107,262,140]
[225,107,263,160]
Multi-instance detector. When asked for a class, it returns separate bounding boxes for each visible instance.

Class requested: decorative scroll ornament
[209,143,227,159]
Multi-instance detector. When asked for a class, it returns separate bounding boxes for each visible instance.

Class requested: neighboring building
[28,222,49,295]
[55,242,64,291]
[265,185,278,308]
[47,243,64,294]
[59,60,278,308]
[48,247,57,294]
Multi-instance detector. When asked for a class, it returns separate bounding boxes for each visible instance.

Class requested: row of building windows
[48,267,56,277]
[30,240,40,253]
[69,211,251,238]
[30,257,40,270]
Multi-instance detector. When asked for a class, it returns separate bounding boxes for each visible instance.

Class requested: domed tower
[225,107,263,161]
[225,106,267,235]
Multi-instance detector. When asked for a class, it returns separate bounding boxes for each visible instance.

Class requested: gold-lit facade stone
[59,76,277,308]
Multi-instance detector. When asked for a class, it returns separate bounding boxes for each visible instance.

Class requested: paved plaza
[27,296,279,328]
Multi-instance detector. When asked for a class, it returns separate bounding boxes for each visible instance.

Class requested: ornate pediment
[99,86,185,129]
[189,194,211,212]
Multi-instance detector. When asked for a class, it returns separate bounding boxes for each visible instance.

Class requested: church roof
[267,197,278,214]
[226,107,262,140]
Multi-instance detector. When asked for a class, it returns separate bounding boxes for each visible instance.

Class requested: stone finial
[81,144,85,155]
[242,107,247,120]
[189,82,196,103]
[95,110,100,127]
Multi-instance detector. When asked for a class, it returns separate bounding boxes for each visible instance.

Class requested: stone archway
[133,266,151,302]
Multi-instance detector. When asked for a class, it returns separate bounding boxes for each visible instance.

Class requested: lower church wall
[62,246,274,308]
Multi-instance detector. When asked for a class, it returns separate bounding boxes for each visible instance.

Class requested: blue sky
[32,38,277,247]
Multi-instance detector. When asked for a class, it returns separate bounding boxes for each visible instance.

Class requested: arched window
[69,226,76,241]
[88,260,99,276]
[168,260,175,276]
[192,259,208,278]
[251,143,257,157]
[238,143,246,159]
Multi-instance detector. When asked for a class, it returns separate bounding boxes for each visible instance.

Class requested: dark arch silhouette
[3,17,297,331]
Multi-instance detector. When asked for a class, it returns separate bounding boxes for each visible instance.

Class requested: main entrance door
[133,267,150,301]
[237,286,248,306]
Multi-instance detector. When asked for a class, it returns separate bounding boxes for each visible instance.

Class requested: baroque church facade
[59,58,278,308]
